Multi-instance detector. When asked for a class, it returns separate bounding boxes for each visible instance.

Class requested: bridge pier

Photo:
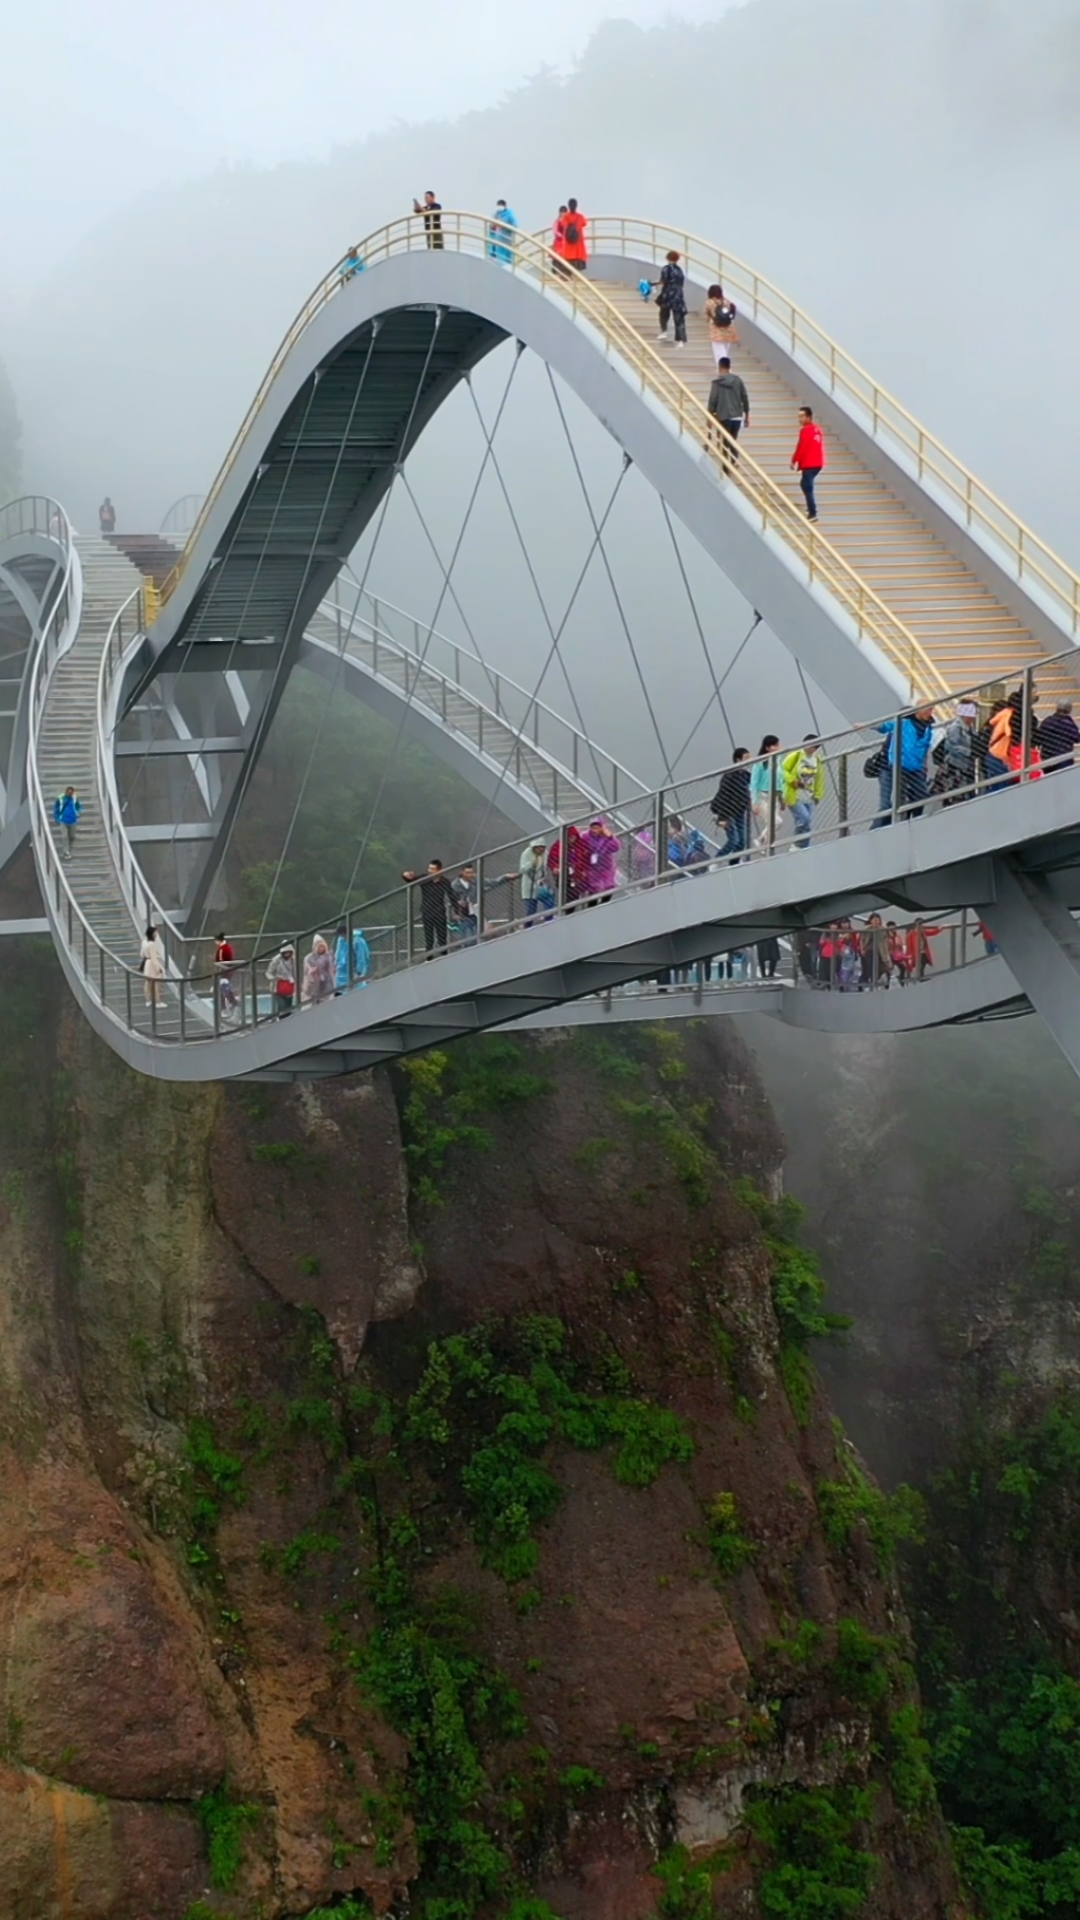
[982,859,1080,1076]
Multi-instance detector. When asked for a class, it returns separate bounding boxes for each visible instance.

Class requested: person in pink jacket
[581,819,620,902]
[791,405,826,521]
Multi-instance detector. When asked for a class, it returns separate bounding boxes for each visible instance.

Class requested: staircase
[105,533,181,584]
[36,536,156,989]
[600,282,1079,707]
[304,604,640,818]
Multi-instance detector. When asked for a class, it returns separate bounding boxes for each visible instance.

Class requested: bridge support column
[982,858,1080,1076]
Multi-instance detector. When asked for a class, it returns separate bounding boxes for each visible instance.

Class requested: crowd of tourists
[216,924,372,1019]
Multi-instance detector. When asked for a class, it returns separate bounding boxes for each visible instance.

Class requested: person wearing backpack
[705,285,739,367]
[654,251,688,346]
[561,198,588,272]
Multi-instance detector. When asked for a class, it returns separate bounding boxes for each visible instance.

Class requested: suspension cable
[458,361,617,808]
[333,337,531,920]
[660,498,739,765]
[388,343,529,712]
[671,610,762,771]
[545,366,675,786]
[466,454,633,851]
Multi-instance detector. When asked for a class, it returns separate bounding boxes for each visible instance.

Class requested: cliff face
[0,948,961,1919]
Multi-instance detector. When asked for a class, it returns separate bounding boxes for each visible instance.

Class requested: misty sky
[4,0,730,283]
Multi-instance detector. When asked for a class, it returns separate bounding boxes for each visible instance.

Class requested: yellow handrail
[158,210,950,699]
[587,215,1080,640]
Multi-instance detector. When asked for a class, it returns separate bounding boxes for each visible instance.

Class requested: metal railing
[318,575,650,812]
[39,639,1077,1051]
[21,499,103,990]
[586,215,1080,642]
[156,211,946,701]
[159,493,205,537]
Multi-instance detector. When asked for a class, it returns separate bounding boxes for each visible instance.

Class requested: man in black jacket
[402,859,457,955]
[710,748,752,858]
[707,358,750,466]
[1036,700,1080,770]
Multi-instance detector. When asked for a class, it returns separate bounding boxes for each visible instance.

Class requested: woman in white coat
[140,924,166,1006]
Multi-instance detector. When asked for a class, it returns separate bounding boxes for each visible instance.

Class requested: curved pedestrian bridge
[6,210,1080,1080]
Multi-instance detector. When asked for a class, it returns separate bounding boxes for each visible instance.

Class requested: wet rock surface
[0,949,962,1915]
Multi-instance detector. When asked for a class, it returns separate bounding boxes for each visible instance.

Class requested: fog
[5,0,1080,778]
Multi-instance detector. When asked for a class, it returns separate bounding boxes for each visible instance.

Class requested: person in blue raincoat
[53,786,81,857]
[335,922,371,990]
[488,200,518,263]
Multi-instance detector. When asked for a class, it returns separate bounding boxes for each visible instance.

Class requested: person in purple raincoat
[581,818,620,904]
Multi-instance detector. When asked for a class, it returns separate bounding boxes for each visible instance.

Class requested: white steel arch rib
[122,213,1080,925]
[18,211,1080,1079]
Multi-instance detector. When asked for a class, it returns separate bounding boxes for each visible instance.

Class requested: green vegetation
[886,1701,934,1813]
[186,1419,245,1529]
[768,1619,823,1667]
[705,1491,754,1576]
[930,1663,1080,1916]
[834,1619,893,1707]
[746,1785,879,1918]
[399,1039,552,1205]
[279,1527,343,1576]
[353,1591,525,1916]
[558,1764,604,1800]
[572,1026,716,1206]
[303,1901,374,1920]
[817,1454,924,1568]
[401,1317,694,1583]
[906,1378,1080,1914]
[653,1842,728,1918]
[196,1784,261,1891]
[252,1138,301,1163]
[735,1181,849,1427]
[992,1395,1080,1543]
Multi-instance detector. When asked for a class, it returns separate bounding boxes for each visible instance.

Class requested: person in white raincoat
[140,924,166,1006]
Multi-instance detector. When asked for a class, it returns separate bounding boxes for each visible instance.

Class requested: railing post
[405,883,415,965]
[838,753,849,838]
[766,754,777,855]
[654,789,666,883]
[891,714,903,822]
[475,854,485,941]
[1020,667,1034,776]
[557,825,570,910]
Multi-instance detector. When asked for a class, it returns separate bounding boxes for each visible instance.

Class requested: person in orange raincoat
[905,919,942,982]
[561,198,588,271]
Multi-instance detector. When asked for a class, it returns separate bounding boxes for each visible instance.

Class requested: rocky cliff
[0,946,962,1919]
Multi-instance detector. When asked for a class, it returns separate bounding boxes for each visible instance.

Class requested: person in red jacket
[791,405,826,521]
[561,198,588,271]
